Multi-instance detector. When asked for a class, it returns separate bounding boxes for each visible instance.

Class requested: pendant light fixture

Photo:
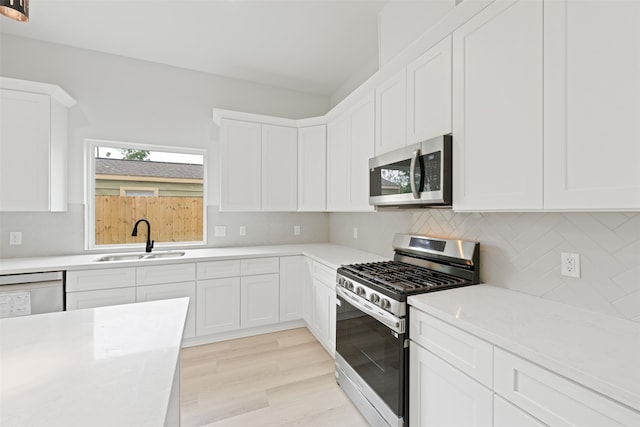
[0,0,29,22]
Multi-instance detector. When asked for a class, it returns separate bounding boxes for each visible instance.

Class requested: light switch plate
[239,226,246,236]
[294,225,301,236]
[214,226,227,237]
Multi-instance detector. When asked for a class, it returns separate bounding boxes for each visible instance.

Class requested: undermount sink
[95,251,186,262]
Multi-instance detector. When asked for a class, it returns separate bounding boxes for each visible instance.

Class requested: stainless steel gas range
[335,234,480,427]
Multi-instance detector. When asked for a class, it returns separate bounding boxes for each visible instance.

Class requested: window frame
[84,138,208,251]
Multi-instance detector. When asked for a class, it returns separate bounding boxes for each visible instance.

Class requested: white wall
[330,210,640,323]
[0,34,331,257]
[378,0,456,67]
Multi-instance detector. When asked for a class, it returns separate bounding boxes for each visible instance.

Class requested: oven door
[335,292,406,419]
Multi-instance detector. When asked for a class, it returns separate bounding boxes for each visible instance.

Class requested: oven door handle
[337,287,405,334]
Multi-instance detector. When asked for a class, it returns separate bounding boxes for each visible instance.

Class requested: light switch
[239,226,246,236]
[294,225,301,236]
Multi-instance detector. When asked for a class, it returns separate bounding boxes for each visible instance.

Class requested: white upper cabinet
[298,125,326,211]
[220,119,262,211]
[0,78,76,212]
[261,124,297,211]
[326,113,350,211]
[543,0,640,210]
[375,69,407,155]
[327,93,376,212]
[349,93,376,212]
[406,35,452,145]
[452,0,543,211]
[220,118,298,212]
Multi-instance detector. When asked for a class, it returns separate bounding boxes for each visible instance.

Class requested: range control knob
[369,294,380,304]
[379,299,391,310]
[356,287,366,297]
[345,280,353,290]
[337,277,344,286]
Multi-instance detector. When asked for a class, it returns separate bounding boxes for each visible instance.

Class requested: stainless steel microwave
[369,135,452,207]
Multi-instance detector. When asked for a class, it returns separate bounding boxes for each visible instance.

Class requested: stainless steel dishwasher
[0,272,64,318]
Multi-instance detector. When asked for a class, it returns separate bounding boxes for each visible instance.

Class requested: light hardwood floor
[180,327,369,427]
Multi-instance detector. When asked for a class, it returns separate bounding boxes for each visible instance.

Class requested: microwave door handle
[410,149,421,199]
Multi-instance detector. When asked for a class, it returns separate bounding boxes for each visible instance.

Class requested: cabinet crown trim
[0,77,76,107]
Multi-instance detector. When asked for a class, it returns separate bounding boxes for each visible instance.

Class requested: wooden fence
[95,196,203,245]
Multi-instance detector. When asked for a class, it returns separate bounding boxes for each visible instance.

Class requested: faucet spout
[131,218,154,253]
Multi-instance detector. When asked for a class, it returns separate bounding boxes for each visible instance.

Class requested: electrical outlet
[239,226,246,236]
[561,252,580,278]
[214,226,227,237]
[9,232,22,245]
[294,225,301,236]
[353,227,358,239]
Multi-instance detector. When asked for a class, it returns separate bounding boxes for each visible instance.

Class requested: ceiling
[0,0,389,97]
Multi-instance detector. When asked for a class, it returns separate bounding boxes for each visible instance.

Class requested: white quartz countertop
[0,298,189,427]
[0,243,388,275]
[408,285,640,412]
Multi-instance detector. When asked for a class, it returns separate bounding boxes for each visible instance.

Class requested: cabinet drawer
[410,308,493,388]
[66,268,136,292]
[241,257,279,276]
[494,348,640,427]
[137,263,196,286]
[312,261,335,287]
[197,260,241,280]
[66,287,136,310]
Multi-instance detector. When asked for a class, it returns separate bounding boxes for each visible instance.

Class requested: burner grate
[342,261,469,294]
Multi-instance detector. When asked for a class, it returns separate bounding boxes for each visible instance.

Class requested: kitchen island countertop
[0,298,189,427]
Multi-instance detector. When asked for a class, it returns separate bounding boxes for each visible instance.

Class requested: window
[85,139,207,250]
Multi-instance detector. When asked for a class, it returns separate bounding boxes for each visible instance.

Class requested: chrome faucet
[131,218,154,253]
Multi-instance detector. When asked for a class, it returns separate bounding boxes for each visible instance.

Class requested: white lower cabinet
[196,277,240,336]
[66,287,136,310]
[494,395,546,427]
[409,307,640,427]
[409,342,493,427]
[310,276,336,356]
[301,259,336,356]
[136,282,196,338]
[279,256,304,322]
[241,274,279,328]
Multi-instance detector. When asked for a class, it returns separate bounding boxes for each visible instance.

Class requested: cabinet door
[279,256,304,322]
[302,257,313,325]
[375,69,407,155]
[261,124,298,211]
[311,278,335,355]
[452,0,543,210]
[0,89,51,211]
[494,396,546,427]
[348,93,376,212]
[196,277,240,336]
[240,273,279,328]
[409,343,492,427]
[326,113,350,211]
[66,287,136,310]
[220,119,262,211]
[407,35,452,144]
[298,125,327,211]
[136,282,196,338]
[544,0,640,209]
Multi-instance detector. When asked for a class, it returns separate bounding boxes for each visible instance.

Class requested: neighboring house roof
[96,158,204,180]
